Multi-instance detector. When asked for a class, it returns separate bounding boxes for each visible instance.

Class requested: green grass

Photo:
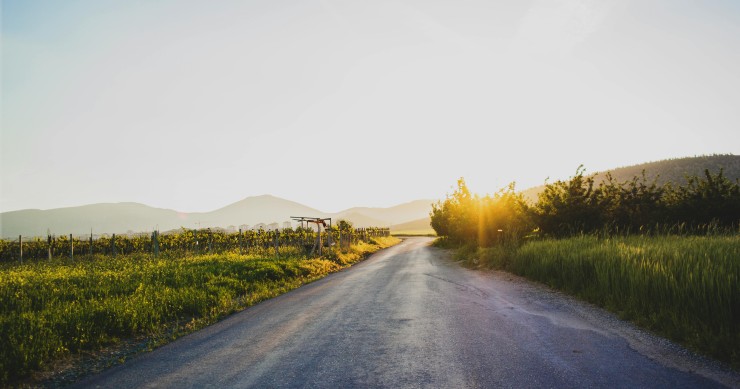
[0,237,400,386]
[458,235,740,369]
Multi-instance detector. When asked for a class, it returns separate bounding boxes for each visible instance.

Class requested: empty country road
[75,237,737,388]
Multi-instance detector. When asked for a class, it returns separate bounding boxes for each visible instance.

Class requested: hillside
[521,154,740,204]
[332,212,389,229]
[6,155,733,238]
[390,217,435,235]
[197,195,326,227]
[0,195,434,238]
[0,203,183,238]
[336,200,434,226]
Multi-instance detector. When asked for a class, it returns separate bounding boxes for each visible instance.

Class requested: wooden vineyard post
[111,234,116,258]
[318,224,322,256]
[238,229,243,255]
[291,217,331,257]
[19,235,23,264]
[327,228,332,251]
[273,230,279,258]
[310,230,319,256]
[48,235,52,260]
[89,231,93,256]
[152,230,160,258]
[70,234,74,259]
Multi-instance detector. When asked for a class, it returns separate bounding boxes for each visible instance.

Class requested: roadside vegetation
[0,232,399,386]
[431,167,739,368]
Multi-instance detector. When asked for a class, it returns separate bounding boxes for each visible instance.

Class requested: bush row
[431,167,739,244]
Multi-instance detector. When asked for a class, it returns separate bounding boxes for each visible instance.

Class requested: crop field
[0,236,400,385]
[464,235,740,368]
[0,227,391,262]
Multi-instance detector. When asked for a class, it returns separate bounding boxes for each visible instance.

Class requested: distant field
[0,237,400,386]
[390,217,434,236]
[391,229,436,236]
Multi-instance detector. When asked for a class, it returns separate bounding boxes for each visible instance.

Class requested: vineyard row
[0,227,391,262]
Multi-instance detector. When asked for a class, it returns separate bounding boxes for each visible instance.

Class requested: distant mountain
[336,200,434,226]
[390,217,435,235]
[5,155,735,238]
[0,195,434,238]
[332,212,389,229]
[197,195,325,227]
[0,203,182,238]
[520,154,740,204]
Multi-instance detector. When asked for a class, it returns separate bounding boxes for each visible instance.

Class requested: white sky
[2,0,739,213]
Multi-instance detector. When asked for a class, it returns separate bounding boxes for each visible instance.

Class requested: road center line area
[75,237,739,388]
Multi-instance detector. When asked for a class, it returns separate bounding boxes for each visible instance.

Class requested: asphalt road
[76,237,738,388]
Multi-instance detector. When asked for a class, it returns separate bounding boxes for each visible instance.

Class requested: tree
[337,219,354,232]
[430,178,477,243]
[666,169,740,228]
[477,183,532,246]
[534,165,602,236]
[596,171,667,232]
[431,178,532,245]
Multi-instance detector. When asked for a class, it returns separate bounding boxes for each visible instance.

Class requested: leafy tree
[666,169,740,228]
[431,179,532,245]
[430,178,477,243]
[477,183,532,246]
[533,166,602,236]
[337,219,354,232]
[597,171,667,232]
[431,166,738,245]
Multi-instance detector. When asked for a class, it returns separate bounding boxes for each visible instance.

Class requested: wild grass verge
[451,235,739,369]
[0,236,399,386]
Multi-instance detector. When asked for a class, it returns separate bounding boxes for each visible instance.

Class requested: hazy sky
[2,0,739,213]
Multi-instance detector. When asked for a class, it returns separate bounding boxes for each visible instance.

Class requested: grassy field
[390,229,436,236]
[454,235,739,369]
[0,237,399,386]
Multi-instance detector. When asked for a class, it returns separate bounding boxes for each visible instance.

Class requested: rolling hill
[4,155,733,238]
[195,195,325,227]
[336,200,434,226]
[0,203,182,238]
[0,195,434,238]
[390,217,435,235]
[520,154,740,204]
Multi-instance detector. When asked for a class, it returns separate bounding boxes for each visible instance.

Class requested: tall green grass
[0,237,399,385]
[469,235,739,368]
